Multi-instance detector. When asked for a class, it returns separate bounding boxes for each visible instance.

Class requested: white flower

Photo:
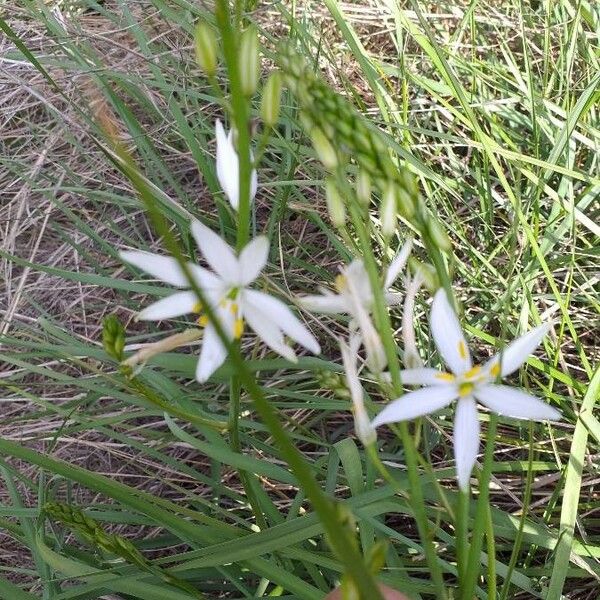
[340,335,376,446]
[215,120,258,211]
[299,240,412,373]
[371,288,561,490]
[120,220,320,382]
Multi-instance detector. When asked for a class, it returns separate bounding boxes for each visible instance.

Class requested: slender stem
[456,489,469,587]
[484,499,497,599]
[498,421,535,600]
[461,415,498,599]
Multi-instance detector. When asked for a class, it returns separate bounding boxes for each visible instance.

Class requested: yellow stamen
[458,341,467,360]
[458,382,474,397]
[197,315,209,327]
[233,318,244,339]
[192,302,203,314]
[334,274,347,292]
[230,302,239,315]
[435,372,455,382]
[463,365,482,379]
[490,363,501,377]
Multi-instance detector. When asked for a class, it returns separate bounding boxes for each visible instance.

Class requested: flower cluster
[117,110,560,492]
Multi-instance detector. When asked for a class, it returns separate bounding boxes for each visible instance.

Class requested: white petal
[340,336,362,407]
[120,250,189,287]
[400,368,454,386]
[430,288,472,374]
[345,260,373,306]
[195,307,235,383]
[384,238,413,289]
[238,236,269,286]
[371,385,457,428]
[298,293,348,314]
[385,292,403,307]
[244,290,321,354]
[188,264,223,291]
[250,167,258,202]
[196,325,227,382]
[243,303,297,362]
[191,220,239,284]
[453,397,480,491]
[485,323,551,378]
[474,384,561,421]
[137,291,198,320]
[401,272,425,369]
[216,120,240,210]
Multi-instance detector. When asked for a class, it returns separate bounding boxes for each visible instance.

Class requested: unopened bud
[261,72,282,127]
[408,258,438,293]
[428,217,452,252]
[400,169,419,199]
[380,183,397,237]
[310,128,338,170]
[325,178,346,227]
[397,187,415,219]
[356,170,371,205]
[239,25,260,96]
[194,22,218,77]
[102,315,125,361]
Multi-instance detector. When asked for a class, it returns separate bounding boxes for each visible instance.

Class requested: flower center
[335,274,347,293]
[458,381,474,397]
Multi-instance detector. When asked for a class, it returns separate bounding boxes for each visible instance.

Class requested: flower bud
[428,217,452,252]
[261,72,282,127]
[102,315,125,361]
[356,169,371,205]
[239,25,260,96]
[325,178,346,227]
[194,21,218,77]
[310,127,338,170]
[397,187,415,219]
[380,182,397,237]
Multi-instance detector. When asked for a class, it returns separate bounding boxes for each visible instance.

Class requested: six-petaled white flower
[215,120,258,211]
[120,220,320,382]
[340,335,376,446]
[371,288,561,490]
[300,240,412,373]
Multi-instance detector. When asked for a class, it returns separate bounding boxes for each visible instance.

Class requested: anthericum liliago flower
[120,220,320,382]
[371,288,561,490]
[215,120,258,211]
[300,240,412,373]
[340,335,376,446]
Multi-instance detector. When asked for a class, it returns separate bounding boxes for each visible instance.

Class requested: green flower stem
[485,500,497,598]
[343,194,447,600]
[461,415,498,599]
[456,489,469,584]
[498,421,534,600]
[109,124,384,600]
[215,0,253,251]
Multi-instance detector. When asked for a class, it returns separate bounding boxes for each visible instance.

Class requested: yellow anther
[192,302,203,314]
[197,315,209,327]
[233,318,244,339]
[490,362,501,377]
[464,365,482,379]
[334,274,347,292]
[230,302,239,315]
[435,372,455,382]
[458,382,474,397]
[219,299,228,308]
[458,341,467,360]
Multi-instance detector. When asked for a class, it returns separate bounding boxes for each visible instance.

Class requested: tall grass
[0,1,598,599]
